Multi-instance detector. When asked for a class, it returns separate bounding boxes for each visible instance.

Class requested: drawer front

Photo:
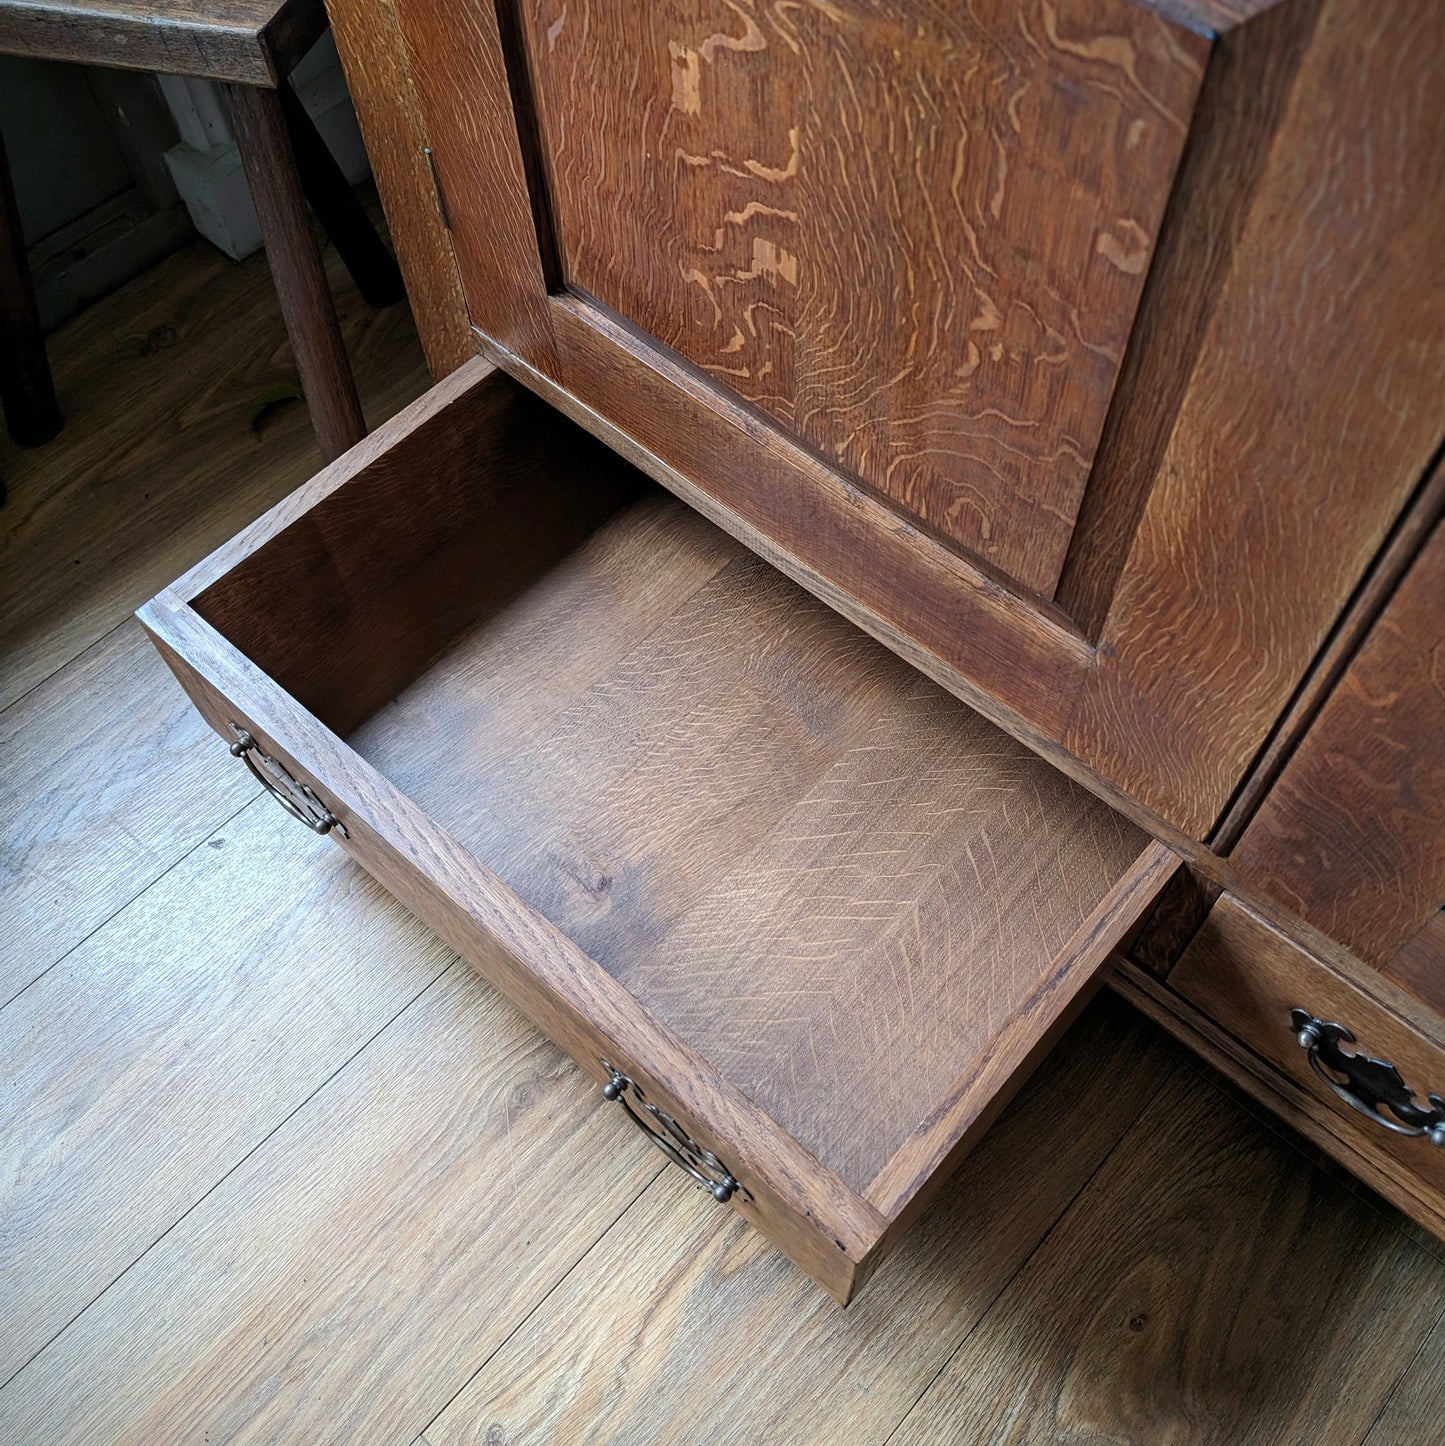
[1172,895,1445,1217]
[142,604,876,1304]
[392,0,1445,836]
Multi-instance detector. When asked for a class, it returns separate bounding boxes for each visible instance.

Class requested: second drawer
[1171,894,1445,1220]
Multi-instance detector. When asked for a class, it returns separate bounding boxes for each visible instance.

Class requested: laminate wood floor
[1,227,1442,1446]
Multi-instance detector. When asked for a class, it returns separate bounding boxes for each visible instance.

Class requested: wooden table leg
[225,83,366,464]
[278,80,404,310]
[0,128,62,452]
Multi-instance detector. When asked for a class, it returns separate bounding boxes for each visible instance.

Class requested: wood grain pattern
[1111,959,1445,1247]
[1053,0,1320,635]
[1386,911,1445,1020]
[142,592,887,1301]
[347,505,1155,1194]
[0,621,257,1004]
[1161,0,1288,30]
[192,361,645,733]
[326,0,474,377]
[420,994,1186,1446]
[890,1067,1445,1446]
[0,221,427,712]
[863,840,1178,1225]
[1208,448,1445,857]
[7,213,1443,1442]
[141,561,1165,1295]
[0,0,326,86]
[1171,895,1445,1219]
[478,325,1210,855]
[1126,450,1445,979]
[522,0,1206,595]
[0,965,664,1440]
[0,793,455,1385]
[404,0,1445,837]
[393,0,558,368]
[1128,864,1220,976]
[1230,515,1445,968]
[1060,0,1445,816]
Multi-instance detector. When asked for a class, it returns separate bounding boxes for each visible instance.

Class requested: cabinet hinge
[423,145,451,231]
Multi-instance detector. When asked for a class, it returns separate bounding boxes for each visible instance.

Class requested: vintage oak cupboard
[140,0,1445,1301]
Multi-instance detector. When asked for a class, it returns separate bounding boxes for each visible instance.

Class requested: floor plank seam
[877,1055,1189,1446]
[5,188,1443,1438]
[0,614,133,721]
[0,789,263,1013]
[0,956,464,1396]
[1358,1294,1445,1444]
[410,1155,671,1442]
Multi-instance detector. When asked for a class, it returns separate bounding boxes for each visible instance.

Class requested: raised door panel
[522,0,1205,595]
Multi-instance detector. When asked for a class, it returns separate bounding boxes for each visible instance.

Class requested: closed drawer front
[139,359,1178,1303]
[1171,895,1445,1219]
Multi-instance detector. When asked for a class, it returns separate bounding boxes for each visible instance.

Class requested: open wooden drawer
[139,359,1178,1302]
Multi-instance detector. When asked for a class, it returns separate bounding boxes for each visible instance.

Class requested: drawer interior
[185,369,1164,1222]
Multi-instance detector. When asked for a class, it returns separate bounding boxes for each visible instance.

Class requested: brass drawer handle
[1291,1008,1445,1145]
[601,1065,749,1203]
[228,725,347,838]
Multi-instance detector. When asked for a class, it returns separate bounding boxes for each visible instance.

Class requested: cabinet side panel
[328,0,474,376]
[1066,0,1445,832]
[1055,0,1320,633]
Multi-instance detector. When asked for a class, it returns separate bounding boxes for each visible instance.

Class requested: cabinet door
[1231,510,1445,975]
[395,0,1445,836]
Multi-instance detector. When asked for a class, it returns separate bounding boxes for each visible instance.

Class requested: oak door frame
[394,0,1445,839]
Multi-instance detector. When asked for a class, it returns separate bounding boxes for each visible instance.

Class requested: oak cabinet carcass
[136,0,1445,1293]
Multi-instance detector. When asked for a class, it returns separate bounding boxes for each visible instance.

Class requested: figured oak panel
[403,0,1445,836]
[521,0,1207,594]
